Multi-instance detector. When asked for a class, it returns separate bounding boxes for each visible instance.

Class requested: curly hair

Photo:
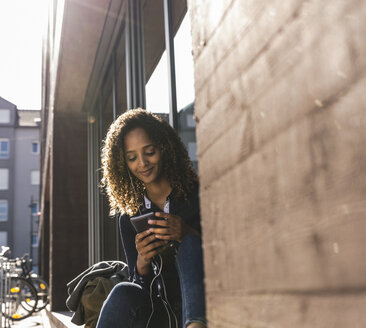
[100,108,198,216]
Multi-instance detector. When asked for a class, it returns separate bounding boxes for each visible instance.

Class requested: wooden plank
[206,293,366,328]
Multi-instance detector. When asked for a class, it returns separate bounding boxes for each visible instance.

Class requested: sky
[0,1,194,113]
[0,0,47,109]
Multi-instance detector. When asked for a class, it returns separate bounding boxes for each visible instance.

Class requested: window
[174,14,195,112]
[0,109,10,123]
[0,231,7,247]
[186,114,195,128]
[146,49,170,114]
[31,141,39,154]
[188,142,197,161]
[32,265,38,274]
[145,14,195,115]
[31,170,40,185]
[31,202,39,216]
[0,139,9,158]
[32,234,38,247]
[0,200,8,221]
[0,169,9,190]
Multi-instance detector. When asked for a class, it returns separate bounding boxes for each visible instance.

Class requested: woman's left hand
[148,212,190,243]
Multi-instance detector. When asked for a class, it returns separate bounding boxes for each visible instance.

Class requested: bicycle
[0,247,38,321]
[16,254,49,312]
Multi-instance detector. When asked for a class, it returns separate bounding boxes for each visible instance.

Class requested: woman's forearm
[136,254,152,276]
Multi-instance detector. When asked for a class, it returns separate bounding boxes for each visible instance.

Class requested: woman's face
[124,127,164,186]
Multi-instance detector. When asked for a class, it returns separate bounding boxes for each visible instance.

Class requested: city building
[41,0,366,326]
[0,97,40,270]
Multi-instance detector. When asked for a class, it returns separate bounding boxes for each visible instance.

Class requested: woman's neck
[145,178,172,205]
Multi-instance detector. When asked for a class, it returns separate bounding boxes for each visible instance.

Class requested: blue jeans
[96,234,206,328]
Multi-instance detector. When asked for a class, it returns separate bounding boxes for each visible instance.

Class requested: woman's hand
[135,230,167,275]
[148,212,199,243]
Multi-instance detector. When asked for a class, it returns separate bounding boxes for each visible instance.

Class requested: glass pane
[0,141,8,151]
[0,231,7,246]
[0,109,10,123]
[146,52,170,114]
[32,142,38,153]
[32,234,38,246]
[31,203,39,215]
[31,171,40,185]
[0,169,9,189]
[144,0,169,114]
[0,200,7,221]
[174,14,195,112]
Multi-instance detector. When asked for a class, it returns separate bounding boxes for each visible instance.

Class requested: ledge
[45,308,80,328]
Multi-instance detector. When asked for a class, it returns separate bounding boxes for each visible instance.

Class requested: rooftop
[18,109,41,127]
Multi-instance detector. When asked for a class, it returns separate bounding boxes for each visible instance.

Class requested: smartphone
[130,212,156,233]
[131,212,171,254]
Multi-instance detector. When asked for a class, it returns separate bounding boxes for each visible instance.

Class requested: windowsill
[45,307,80,328]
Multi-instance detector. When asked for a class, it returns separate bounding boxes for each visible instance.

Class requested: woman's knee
[97,282,150,328]
[106,282,147,307]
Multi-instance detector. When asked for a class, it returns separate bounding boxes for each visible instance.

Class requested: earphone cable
[160,267,178,328]
[145,254,164,328]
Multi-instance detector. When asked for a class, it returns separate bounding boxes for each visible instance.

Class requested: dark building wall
[50,111,89,310]
[40,200,50,283]
[190,0,366,327]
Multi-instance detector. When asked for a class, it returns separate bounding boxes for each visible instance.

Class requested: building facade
[0,97,40,270]
[14,110,41,271]
[0,97,17,251]
[41,0,366,326]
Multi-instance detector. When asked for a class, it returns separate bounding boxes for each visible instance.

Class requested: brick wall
[189,0,366,327]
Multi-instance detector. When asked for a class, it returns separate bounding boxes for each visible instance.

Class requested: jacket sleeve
[119,214,137,281]
[119,214,153,288]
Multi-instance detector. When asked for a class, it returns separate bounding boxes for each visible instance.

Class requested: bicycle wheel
[30,276,49,311]
[2,277,38,321]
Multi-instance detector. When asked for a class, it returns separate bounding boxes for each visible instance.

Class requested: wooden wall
[189,0,366,326]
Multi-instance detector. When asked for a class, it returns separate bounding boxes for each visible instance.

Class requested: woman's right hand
[135,230,167,275]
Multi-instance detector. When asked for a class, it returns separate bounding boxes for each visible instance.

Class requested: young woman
[97,108,206,328]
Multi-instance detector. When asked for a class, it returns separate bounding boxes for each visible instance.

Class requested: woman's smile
[138,167,153,176]
[124,127,164,186]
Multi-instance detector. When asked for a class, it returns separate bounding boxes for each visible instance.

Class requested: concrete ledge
[45,308,80,328]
